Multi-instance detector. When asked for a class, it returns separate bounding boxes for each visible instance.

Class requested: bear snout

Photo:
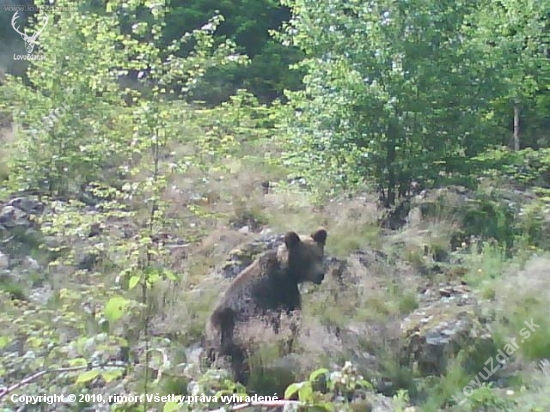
[313,271,325,284]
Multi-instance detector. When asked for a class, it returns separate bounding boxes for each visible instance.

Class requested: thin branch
[209,400,302,412]
[0,363,125,400]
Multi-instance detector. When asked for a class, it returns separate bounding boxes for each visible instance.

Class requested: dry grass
[150,280,221,342]
[490,254,550,361]
[177,227,252,282]
[303,247,420,329]
[513,360,550,411]
[141,181,428,390]
[157,146,385,256]
[494,255,550,308]
[146,165,429,375]
[4,93,550,410]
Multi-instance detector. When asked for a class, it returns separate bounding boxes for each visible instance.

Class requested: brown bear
[204,228,328,384]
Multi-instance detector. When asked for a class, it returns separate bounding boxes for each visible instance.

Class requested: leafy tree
[2,2,131,196]
[0,0,246,408]
[278,0,500,205]
[162,0,304,104]
[1,0,243,198]
[468,0,550,151]
[0,0,303,105]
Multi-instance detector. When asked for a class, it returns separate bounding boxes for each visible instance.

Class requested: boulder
[216,231,285,278]
[400,283,493,376]
[0,251,8,270]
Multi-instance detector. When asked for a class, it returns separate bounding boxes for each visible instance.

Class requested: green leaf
[163,402,180,412]
[68,358,88,367]
[118,337,129,347]
[101,369,124,383]
[358,378,373,389]
[0,336,10,349]
[284,382,303,399]
[215,390,234,397]
[163,269,178,281]
[147,271,161,285]
[309,367,329,382]
[99,318,110,333]
[128,275,141,290]
[298,382,313,402]
[76,370,100,384]
[317,402,335,411]
[104,296,130,323]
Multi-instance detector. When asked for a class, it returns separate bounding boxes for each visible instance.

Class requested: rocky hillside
[1,1,549,410]
[1,181,549,412]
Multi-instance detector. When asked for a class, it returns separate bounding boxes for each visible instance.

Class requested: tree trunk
[385,122,397,207]
[513,101,520,151]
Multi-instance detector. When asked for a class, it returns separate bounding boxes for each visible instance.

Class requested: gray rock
[7,197,44,214]
[0,205,29,228]
[24,256,40,271]
[28,285,53,305]
[0,251,8,270]
[400,283,493,376]
[216,232,285,278]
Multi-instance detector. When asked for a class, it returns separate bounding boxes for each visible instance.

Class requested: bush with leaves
[0,0,250,410]
[474,147,550,190]
[276,0,502,206]
[0,0,244,199]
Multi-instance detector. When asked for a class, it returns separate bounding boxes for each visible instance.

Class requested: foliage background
[0,0,549,411]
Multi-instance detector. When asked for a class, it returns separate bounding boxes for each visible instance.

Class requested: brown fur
[204,228,328,384]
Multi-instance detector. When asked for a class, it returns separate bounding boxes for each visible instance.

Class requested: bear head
[278,228,328,285]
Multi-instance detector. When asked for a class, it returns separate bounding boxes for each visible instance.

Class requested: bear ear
[311,228,327,246]
[284,231,301,249]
